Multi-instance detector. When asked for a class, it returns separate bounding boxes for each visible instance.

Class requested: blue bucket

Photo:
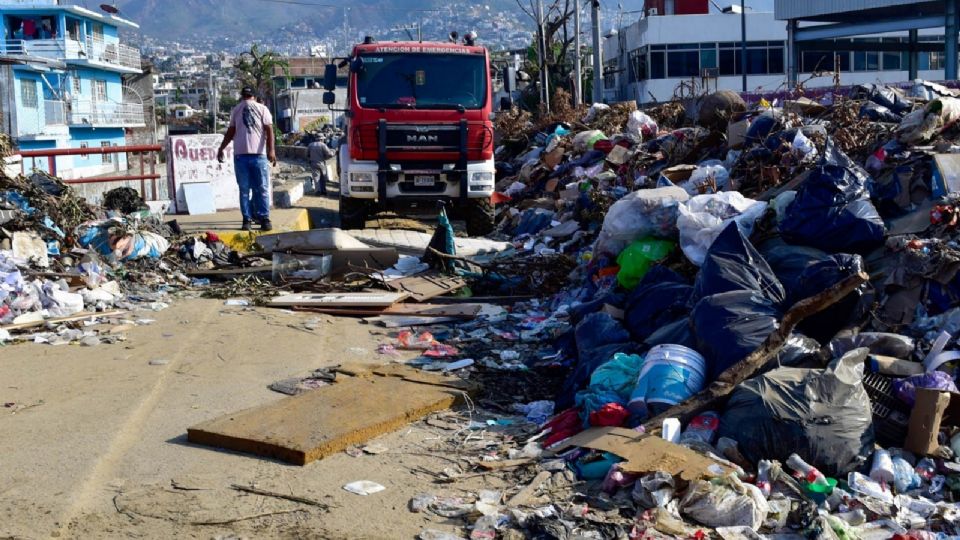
[627,344,707,418]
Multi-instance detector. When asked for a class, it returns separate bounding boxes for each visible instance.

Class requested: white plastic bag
[594,186,689,256]
[680,474,769,531]
[582,103,610,123]
[680,160,729,195]
[677,192,767,266]
[627,110,658,139]
[791,130,818,162]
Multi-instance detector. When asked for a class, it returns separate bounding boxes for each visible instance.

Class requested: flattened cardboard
[906,388,960,455]
[550,427,729,482]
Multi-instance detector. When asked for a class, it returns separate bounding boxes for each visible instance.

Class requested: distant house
[272,56,347,133]
[0,0,145,178]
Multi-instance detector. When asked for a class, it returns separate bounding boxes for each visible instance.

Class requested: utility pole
[573,0,582,105]
[210,71,217,133]
[536,0,550,110]
[740,0,747,92]
[591,0,603,103]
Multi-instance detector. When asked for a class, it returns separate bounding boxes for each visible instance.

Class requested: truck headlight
[350,172,374,183]
[470,172,494,184]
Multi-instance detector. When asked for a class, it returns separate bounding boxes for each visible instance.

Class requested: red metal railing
[18,144,164,201]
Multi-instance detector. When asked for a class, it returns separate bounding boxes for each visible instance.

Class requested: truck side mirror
[323,91,336,105]
[323,64,338,91]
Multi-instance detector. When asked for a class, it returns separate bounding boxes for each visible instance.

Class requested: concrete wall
[67,126,126,178]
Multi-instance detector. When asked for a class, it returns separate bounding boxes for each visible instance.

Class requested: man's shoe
[241,220,252,231]
[259,219,273,232]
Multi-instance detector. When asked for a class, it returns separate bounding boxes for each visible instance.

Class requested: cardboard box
[660,164,697,184]
[905,388,960,455]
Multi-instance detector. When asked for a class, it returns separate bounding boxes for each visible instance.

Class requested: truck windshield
[356,53,487,110]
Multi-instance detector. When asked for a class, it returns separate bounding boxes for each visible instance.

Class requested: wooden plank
[365,315,461,327]
[0,309,128,333]
[187,374,467,465]
[268,292,407,308]
[291,306,387,317]
[382,303,482,318]
[386,274,467,302]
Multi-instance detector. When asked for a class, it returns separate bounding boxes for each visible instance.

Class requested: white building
[603,10,954,105]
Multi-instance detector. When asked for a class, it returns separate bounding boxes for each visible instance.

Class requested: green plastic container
[616,238,676,289]
[803,477,838,504]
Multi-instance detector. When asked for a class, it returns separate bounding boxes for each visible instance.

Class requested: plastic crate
[862,371,911,447]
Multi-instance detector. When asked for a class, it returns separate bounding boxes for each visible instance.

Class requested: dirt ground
[1,298,519,539]
[1,180,510,540]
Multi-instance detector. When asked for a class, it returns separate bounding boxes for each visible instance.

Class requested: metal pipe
[909,28,919,81]
[591,0,602,103]
[947,0,958,81]
[787,19,797,88]
[537,0,550,110]
[574,0,582,105]
[19,144,162,156]
[740,0,746,92]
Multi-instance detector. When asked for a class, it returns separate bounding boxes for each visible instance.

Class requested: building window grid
[639,34,958,81]
[20,80,38,108]
[643,41,785,80]
[101,141,113,164]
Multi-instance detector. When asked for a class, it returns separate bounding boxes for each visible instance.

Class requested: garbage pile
[0,162,195,344]
[380,84,960,539]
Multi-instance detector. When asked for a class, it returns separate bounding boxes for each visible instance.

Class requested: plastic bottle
[661,418,681,443]
[679,412,720,445]
[755,460,773,498]
[786,453,830,488]
[869,449,895,484]
[892,455,922,493]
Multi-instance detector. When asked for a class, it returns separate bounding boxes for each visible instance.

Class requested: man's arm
[266,124,277,166]
[217,125,236,163]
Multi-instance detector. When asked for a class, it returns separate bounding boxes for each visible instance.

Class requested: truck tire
[464,198,495,237]
[338,196,368,230]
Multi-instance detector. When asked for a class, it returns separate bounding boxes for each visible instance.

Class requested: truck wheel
[464,198,495,237]
[338,196,368,230]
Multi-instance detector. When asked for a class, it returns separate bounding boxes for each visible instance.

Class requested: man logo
[407,134,439,143]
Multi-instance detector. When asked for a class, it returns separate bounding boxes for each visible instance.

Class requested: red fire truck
[322,37,496,235]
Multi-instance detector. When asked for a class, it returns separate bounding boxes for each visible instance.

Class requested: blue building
[0,0,144,179]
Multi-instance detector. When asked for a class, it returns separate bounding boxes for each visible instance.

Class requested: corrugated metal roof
[775,0,926,20]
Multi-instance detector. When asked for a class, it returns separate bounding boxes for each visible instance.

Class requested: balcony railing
[71,99,145,127]
[44,100,66,125]
[0,38,141,71]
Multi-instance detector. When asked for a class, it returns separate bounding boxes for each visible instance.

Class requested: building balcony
[1,37,142,73]
[70,99,145,127]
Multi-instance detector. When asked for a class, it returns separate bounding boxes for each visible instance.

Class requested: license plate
[413,175,436,186]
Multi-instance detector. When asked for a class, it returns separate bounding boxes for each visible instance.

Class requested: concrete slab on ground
[347,228,513,258]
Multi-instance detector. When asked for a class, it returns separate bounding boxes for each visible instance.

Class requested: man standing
[217,86,276,231]
[307,138,335,195]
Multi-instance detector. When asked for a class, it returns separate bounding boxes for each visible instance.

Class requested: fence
[18,144,164,201]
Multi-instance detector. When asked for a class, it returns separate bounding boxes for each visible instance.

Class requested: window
[71,74,81,96]
[883,52,902,70]
[667,50,699,77]
[604,60,617,89]
[768,47,785,73]
[700,49,717,70]
[20,80,38,108]
[92,79,107,101]
[628,48,645,83]
[853,51,880,71]
[650,50,666,79]
[92,23,104,41]
[719,49,739,76]
[101,142,112,164]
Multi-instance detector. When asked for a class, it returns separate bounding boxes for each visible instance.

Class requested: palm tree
[234,44,290,107]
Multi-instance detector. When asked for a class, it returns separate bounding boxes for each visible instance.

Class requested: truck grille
[385,124,460,151]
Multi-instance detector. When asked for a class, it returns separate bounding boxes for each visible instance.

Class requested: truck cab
[331,39,496,235]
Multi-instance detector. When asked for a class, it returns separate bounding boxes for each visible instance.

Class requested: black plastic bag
[745,112,781,146]
[761,240,870,342]
[790,253,870,342]
[852,83,912,114]
[692,223,786,308]
[645,318,697,350]
[719,349,875,477]
[691,290,782,380]
[625,266,693,342]
[774,334,822,370]
[779,164,886,254]
[860,102,901,123]
[557,312,635,409]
